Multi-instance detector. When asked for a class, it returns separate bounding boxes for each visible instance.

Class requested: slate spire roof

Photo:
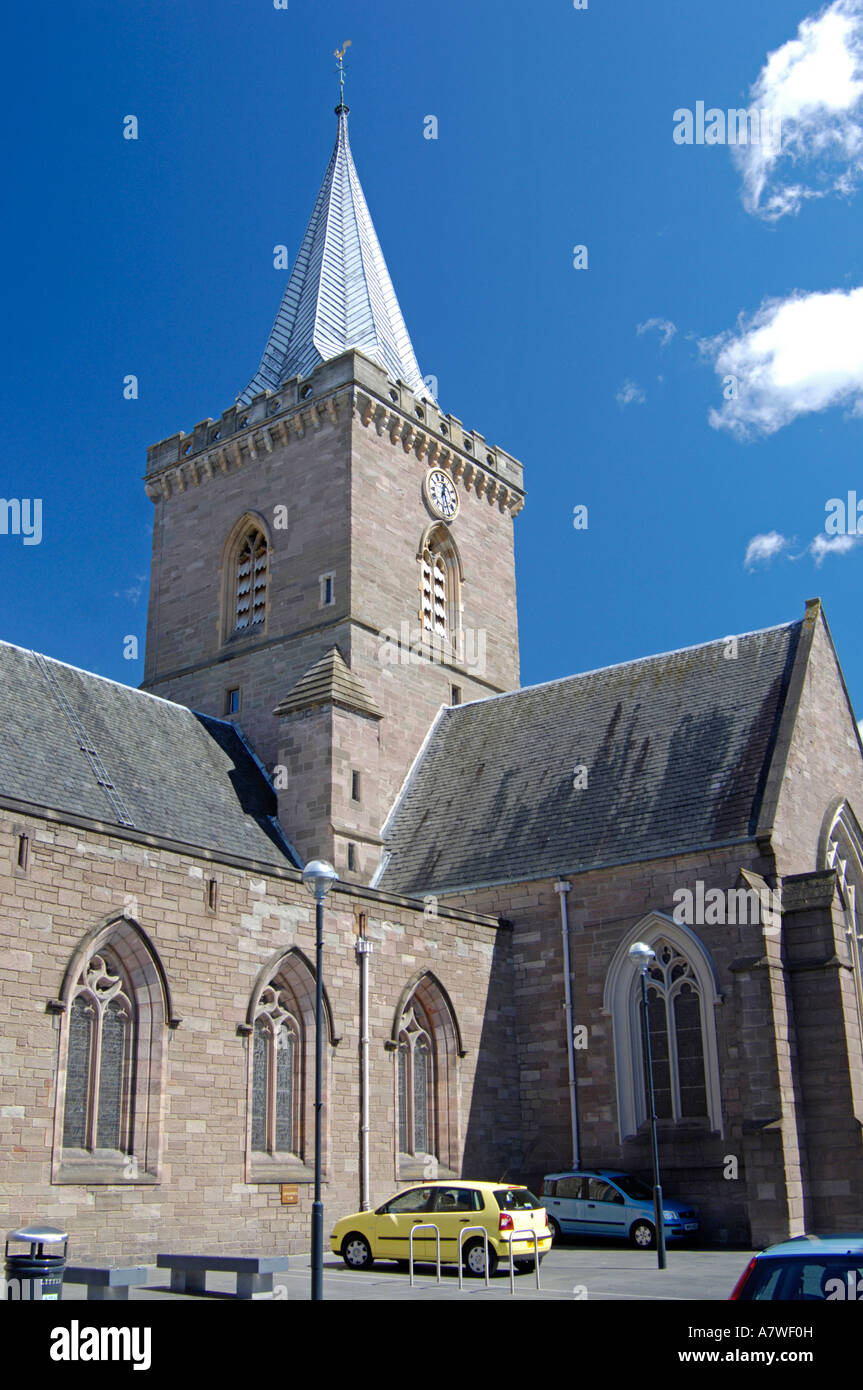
[238,105,434,406]
[376,619,804,897]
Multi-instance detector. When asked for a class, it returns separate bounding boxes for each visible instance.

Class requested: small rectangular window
[347,843,356,872]
[16,834,30,872]
[226,688,241,715]
[206,878,219,913]
[320,572,335,607]
[351,770,361,802]
[451,685,462,706]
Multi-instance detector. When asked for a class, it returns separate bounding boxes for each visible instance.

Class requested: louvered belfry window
[421,549,448,637]
[234,528,268,632]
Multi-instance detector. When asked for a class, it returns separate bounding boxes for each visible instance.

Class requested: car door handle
[458,1218,471,1223]
[587,1203,596,1208]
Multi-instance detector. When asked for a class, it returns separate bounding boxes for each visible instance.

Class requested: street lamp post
[628,941,667,1271]
[302,858,338,1301]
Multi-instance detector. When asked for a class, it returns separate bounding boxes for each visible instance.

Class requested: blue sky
[2,0,861,721]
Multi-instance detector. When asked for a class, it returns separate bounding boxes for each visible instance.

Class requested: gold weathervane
[335,40,352,105]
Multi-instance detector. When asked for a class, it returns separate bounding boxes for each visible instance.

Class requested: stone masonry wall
[0,810,515,1264]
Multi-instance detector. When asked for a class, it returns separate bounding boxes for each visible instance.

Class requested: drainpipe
[356,923,373,1210]
[554,879,579,1169]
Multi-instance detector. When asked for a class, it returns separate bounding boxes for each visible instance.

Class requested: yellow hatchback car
[330,1180,551,1277]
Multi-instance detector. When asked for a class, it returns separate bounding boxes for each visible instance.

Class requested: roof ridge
[0,639,187,712]
[451,618,802,714]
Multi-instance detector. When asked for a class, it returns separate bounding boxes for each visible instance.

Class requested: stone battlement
[145,349,525,509]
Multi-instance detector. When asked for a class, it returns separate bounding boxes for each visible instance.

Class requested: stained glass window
[62,952,134,1154]
[251,984,300,1156]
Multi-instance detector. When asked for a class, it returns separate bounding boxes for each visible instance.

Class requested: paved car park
[60,1243,754,1301]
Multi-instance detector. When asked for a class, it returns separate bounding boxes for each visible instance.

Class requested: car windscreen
[494,1188,542,1210]
[610,1175,654,1201]
[738,1255,863,1300]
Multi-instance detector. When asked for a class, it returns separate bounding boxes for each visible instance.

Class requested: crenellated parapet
[143,349,526,516]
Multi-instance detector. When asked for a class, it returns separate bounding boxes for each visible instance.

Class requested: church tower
[141,96,526,881]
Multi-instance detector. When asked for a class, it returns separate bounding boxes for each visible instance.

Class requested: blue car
[730,1235,863,1299]
[540,1169,699,1248]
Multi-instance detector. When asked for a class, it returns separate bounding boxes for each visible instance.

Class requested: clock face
[426,468,459,520]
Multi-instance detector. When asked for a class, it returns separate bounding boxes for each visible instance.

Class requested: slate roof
[238,107,434,406]
[0,642,299,869]
[377,621,802,896]
[273,648,382,720]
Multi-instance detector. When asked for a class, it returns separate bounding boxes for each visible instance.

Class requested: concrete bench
[64,1265,150,1301]
[156,1253,290,1299]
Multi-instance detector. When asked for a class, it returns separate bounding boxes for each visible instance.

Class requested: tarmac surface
[59,1241,754,1302]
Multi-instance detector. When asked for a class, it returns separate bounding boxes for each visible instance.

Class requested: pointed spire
[239,98,435,406]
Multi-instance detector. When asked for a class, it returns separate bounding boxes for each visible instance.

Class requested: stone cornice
[143,348,526,515]
[353,390,524,515]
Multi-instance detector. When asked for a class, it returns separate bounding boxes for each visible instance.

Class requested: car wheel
[342,1233,374,1270]
[463,1238,499,1278]
[546,1216,561,1244]
[630,1220,656,1250]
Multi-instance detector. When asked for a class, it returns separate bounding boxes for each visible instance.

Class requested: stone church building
[2,102,863,1260]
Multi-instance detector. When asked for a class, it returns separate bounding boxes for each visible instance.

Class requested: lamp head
[628,941,656,974]
[302,859,338,902]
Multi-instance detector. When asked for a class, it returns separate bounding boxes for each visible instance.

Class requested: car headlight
[662,1211,677,1221]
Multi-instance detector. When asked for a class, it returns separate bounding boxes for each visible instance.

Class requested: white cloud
[735,0,863,219]
[810,531,863,562]
[616,380,646,408]
[744,526,862,568]
[637,317,677,346]
[114,575,147,605]
[744,531,791,568]
[704,285,863,436]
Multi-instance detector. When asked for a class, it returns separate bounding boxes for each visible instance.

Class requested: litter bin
[5,1225,68,1300]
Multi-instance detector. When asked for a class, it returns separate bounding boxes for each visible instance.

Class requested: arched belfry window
[244,949,338,1182]
[235,527,268,632]
[53,915,173,1184]
[603,914,724,1142]
[221,514,271,641]
[418,525,461,647]
[391,972,464,1180]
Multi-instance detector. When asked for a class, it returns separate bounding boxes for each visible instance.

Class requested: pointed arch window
[53,916,172,1184]
[251,985,302,1157]
[234,527,268,632]
[419,526,460,647]
[62,953,135,1153]
[244,950,335,1182]
[397,1001,436,1160]
[392,973,463,1180]
[637,943,708,1123]
[823,801,863,1062]
[604,915,723,1142]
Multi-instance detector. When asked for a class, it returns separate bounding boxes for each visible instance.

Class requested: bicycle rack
[507,1228,542,1294]
[457,1225,491,1290]
[409,1223,441,1287]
